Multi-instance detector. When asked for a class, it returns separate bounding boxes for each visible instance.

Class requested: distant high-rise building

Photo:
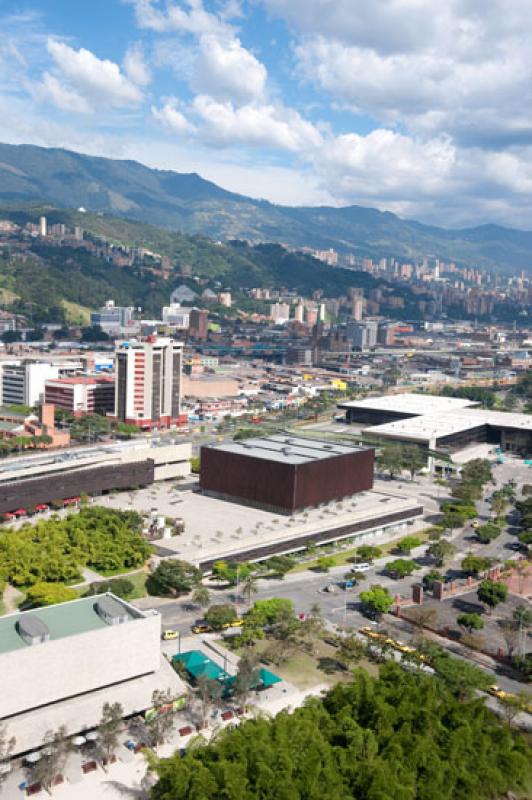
[162,304,190,329]
[351,297,364,321]
[306,307,318,326]
[39,216,47,237]
[347,321,378,350]
[218,292,232,307]
[314,248,338,266]
[294,303,305,323]
[318,302,326,322]
[91,300,134,333]
[189,308,209,339]
[270,303,290,324]
[114,336,183,429]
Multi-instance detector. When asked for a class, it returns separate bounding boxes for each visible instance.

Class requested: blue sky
[2,1,532,228]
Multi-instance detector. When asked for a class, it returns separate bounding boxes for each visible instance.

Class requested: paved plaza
[104,479,424,564]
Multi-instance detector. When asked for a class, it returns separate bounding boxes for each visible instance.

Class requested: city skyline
[2,1,532,228]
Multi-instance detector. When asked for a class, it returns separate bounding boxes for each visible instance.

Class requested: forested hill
[0,206,426,324]
[1,143,532,273]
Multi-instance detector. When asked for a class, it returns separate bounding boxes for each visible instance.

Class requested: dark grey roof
[95,596,129,624]
[17,615,50,643]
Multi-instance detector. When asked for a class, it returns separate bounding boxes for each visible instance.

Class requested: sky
[2,0,532,228]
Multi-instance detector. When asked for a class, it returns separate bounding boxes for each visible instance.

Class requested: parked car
[162,630,179,641]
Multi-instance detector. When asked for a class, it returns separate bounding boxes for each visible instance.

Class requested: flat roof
[0,436,190,479]
[0,594,139,655]
[204,433,370,465]
[366,407,532,443]
[338,392,477,415]
[46,376,114,385]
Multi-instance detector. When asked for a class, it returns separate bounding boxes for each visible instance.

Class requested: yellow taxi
[162,629,179,641]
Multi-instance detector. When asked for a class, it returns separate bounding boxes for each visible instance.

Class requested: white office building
[114,336,184,428]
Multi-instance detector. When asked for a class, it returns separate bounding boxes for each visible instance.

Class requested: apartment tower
[114,336,183,429]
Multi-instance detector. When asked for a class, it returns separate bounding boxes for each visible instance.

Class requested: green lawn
[224,638,378,690]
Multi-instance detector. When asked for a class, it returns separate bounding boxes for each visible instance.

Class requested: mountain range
[1,142,531,273]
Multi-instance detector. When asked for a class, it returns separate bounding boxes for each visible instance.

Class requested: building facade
[200,434,375,513]
[114,336,184,429]
[44,376,115,416]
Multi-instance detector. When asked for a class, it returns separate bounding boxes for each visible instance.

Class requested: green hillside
[1,143,532,273]
[1,206,424,324]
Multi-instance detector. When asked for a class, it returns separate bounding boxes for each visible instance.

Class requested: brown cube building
[200,434,374,513]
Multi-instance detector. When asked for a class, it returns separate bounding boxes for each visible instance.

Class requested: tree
[427,539,456,566]
[377,443,404,479]
[498,620,520,660]
[461,458,492,486]
[440,512,467,534]
[190,456,201,474]
[497,692,531,727]
[297,603,324,654]
[195,675,222,729]
[31,727,70,793]
[477,580,508,615]
[422,569,444,590]
[97,702,123,770]
[385,558,418,578]
[432,654,492,700]
[191,585,211,609]
[146,691,181,748]
[490,491,509,519]
[233,652,261,708]
[337,635,366,668]
[242,574,258,605]
[457,613,484,634]
[0,725,15,791]
[147,560,201,596]
[461,554,493,576]
[451,482,482,503]
[316,555,335,572]
[149,661,532,800]
[261,555,295,578]
[70,413,111,443]
[25,582,77,607]
[359,585,393,619]
[401,444,425,480]
[205,603,237,630]
[211,560,253,586]
[355,545,382,563]
[395,536,421,555]
[476,522,502,544]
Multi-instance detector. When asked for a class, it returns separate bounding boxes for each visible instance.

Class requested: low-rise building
[0,594,185,755]
[44,375,115,416]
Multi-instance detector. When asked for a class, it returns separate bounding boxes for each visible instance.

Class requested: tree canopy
[150,662,531,800]
[0,506,149,588]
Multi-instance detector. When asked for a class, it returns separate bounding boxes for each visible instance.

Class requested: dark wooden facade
[200,446,374,513]
[0,460,154,514]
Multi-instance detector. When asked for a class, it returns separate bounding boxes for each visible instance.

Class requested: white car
[353,562,371,572]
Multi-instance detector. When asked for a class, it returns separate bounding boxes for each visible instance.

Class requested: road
[136,456,531,697]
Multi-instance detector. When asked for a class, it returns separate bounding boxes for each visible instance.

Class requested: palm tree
[242,574,258,606]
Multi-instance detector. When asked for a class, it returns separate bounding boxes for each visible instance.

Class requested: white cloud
[44,39,143,112]
[38,72,92,114]
[192,95,323,151]
[319,129,456,201]
[130,0,234,38]
[123,42,151,86]
[151,100,194,133]
[193,34,266,102]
